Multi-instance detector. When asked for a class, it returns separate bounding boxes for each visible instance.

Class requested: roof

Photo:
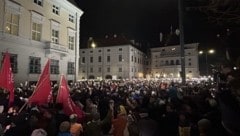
[67,0,79,8]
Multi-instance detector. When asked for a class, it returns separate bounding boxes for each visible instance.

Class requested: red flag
[28,59,52,105]
[57,75,85,122]
[0,52,14,106]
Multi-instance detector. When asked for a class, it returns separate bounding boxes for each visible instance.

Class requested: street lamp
[199,49,215,75]
[86,37,96,80]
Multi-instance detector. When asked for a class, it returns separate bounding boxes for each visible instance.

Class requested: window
[107,67,110,72]
[68,36,74,50]
[119,48,122,51]
[32,22,42,41]
[188,58,191,61]
[98,67,101,72]
[132,67,133,72]
[34,0,43,6]
[131,56,133,62]
[107,56,110,62]
[29,57,41,74]
[50,59,59,74]
[81,57,85,64]
[189,71,192,73]
[90,51,93,53]
[52,5,60,15]
[10,54,18,73]
[170,60,174,65]
[5,12,19,35]
[2,53,18,73]
[90,67,93,73]
[82,51,85,53]
[119,55,122,62]
[98,56,102,62]
[51,29,59,43]
[138,58,139,63]
[67,62,74,75]
[69,14,74,23]
[189,63,192,66]
[165,60,169,65]
[119,67,122,72]
[98,50,101,52]
[107,49,111,52]
[176,60,180,65]
[90,57,93,63]
[134,57,136,63]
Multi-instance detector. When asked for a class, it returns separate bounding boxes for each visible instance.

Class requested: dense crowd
[0,64,239,136]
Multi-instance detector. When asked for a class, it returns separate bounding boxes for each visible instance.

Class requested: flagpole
[19,59,50,113]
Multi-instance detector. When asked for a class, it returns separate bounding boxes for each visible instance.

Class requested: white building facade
[151,43,200,79]
[0,0,83,84]
[79,45,146,80]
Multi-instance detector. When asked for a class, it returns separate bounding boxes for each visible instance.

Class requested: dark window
[67,62,74,75]
[170,60,174,65]
[107,56,110,62]
[119,67,122,72]
[119,55,122,62]
[107,49,110,52]
[90,57,93,63]
[165,60,169,65]
[82,57,85,63]
[50,59,59,74]
[29,56,41,74]
[119,48,122,51]
[98,56,101,62]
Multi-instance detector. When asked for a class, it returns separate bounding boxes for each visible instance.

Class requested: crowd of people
[0,63,239,136]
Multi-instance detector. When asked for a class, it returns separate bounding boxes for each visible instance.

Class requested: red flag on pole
[0,52,14,106]
[28,59,52,105]
[57,75,85,122]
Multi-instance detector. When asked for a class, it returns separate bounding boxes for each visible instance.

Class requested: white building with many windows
[151,43,200,79]
[0,0,83,84]
[79,36,146,80]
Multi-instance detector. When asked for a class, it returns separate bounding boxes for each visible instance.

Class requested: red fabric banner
[0,52,14,106]
[57,75,85,122]
[28,59,52,105]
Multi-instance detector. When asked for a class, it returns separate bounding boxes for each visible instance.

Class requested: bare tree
[186,0,240,26]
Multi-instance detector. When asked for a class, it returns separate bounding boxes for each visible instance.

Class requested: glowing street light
[199,49,215,76]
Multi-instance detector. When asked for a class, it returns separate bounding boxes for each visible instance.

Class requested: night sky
[74,0,240,60]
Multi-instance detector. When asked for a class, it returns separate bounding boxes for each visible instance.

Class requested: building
[151,43,200,79]
[0,0,83,84]
[79,35,146,80]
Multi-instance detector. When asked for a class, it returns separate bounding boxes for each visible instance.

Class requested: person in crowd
[69,114,83,136]
[84,99,113,136]
[58,121,72,136]
[31,128,47,136]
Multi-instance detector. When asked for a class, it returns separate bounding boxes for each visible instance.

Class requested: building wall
[0,0,83,84]
[79,45,145,80]
[151,43,199,78]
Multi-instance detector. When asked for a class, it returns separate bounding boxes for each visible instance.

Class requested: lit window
[5,12,19,36]
[29,57,41,74]
[51,29,59,43]
[52,5,60,15]
[32,22,42,41]
[68,36,74,50]
[34,0,43,6]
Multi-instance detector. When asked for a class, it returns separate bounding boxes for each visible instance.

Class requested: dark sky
[75,0,240,60]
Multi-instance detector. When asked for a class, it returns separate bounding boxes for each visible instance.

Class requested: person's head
[31,129,47,136]
[69,114,78,123]
[59,121,71,132]
[198,118,211,133]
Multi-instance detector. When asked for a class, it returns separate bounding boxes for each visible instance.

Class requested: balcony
[45,42,68,55]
